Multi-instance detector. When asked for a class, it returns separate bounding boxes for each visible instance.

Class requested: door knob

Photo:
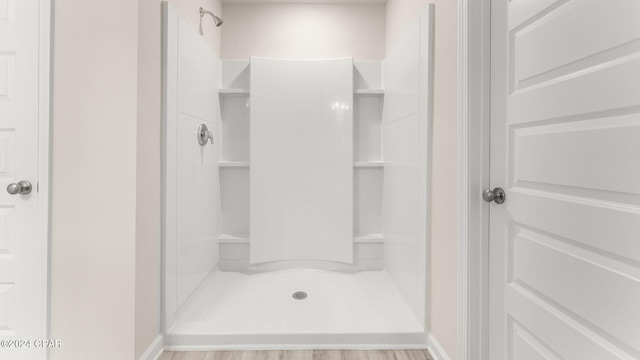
[7,180,33,195]
[483,187,505,204]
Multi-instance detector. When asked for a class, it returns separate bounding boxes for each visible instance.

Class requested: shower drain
[292,291,308,300]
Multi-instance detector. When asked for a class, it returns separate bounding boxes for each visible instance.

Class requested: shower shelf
[354,89,384,96]
[219,234,250,243]
[354,161,384,168]
[354,234,384,243]
[219,161,250,167]
[218,88,250,96]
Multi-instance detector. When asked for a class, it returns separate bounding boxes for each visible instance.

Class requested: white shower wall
[163,3,222,325]
[250,57,354,264]
[382,7,433,325]
[217,60,386,272]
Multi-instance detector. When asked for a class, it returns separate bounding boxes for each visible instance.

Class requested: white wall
[171,6,222,317]
[221,3,385,60]
[387,1,459,359]
[52,0,222,358]
[137,0,221,358]
[250,58,353,264]
[381,8,431,329]
[51,1,139,359]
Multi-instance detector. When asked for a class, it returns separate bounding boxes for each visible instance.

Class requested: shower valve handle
[204,131,214,144]
[197,124,214,146]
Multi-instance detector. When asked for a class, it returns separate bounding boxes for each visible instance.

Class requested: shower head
[200,7,223,27]
[211,14,223,27]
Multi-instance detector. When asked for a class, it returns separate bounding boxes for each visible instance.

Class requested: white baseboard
[139,335,164,360]
[427,333,452,360]
[164,332,428,351]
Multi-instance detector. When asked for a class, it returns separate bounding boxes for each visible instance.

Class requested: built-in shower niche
[217,60,385,272]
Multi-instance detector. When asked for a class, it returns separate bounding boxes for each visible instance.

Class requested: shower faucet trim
[198,124,214,146]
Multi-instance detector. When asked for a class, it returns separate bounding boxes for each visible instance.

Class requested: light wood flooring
[159,350,434,360]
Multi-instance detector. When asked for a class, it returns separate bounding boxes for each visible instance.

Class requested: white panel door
[0,0,46,359]
[490,1,640,360]
[250,57,353,264]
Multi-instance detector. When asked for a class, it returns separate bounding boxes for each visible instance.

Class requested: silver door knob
[7,180,32,195]
[483,187,505,204]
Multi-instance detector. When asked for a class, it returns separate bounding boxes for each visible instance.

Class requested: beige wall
[51,0,139,359]
[386,1,459,359]
[135,0,222,358]
[221,3,385,60]
[52,0,222,359]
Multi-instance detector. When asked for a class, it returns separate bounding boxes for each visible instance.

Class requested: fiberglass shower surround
[162,2,434,349]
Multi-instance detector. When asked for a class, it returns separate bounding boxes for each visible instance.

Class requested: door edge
[39,0,52,357]
[457,0,491,359]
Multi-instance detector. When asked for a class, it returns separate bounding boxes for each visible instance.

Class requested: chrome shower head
[212,15,223,27]
[199,7,223,27]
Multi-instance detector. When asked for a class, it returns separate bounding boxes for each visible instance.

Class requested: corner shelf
[219,88,250,97]
[354,234,385,243]
[219,161,250,168]
[219,234,250,243]
[354,161,384,168]
[354,89,384,96]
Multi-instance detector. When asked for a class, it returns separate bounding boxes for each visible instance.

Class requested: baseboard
[164,332,428,351]
[165,344,429,351]
[139,335,164,360]
[427,333,452,360]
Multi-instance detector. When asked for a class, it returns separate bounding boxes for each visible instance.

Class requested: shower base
[165,269,426,350]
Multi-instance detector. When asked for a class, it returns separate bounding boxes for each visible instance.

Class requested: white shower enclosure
[162,2,434,349]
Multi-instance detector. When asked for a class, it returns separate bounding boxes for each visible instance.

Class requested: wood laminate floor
[159,350,434,360]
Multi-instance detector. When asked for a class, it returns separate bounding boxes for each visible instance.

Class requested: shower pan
[162,2,434,350]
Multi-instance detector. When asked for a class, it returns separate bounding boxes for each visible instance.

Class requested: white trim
[39,0,52,358]
[165,335,428,351]
[458,0,491,360]
[427,333,452,360]
[457,0,469,357]
[419,4,435,333]
[138,335,165,360]
[161,1,178,330]
[165,344,427,351]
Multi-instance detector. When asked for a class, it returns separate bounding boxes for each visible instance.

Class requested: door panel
[511,0,640,91]
[0,0,44,359]
[513,115,640,195]
[507,290,628,359]
[490,1,640,359]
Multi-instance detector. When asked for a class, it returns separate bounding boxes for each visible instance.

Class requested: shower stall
[162,2,434,349]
